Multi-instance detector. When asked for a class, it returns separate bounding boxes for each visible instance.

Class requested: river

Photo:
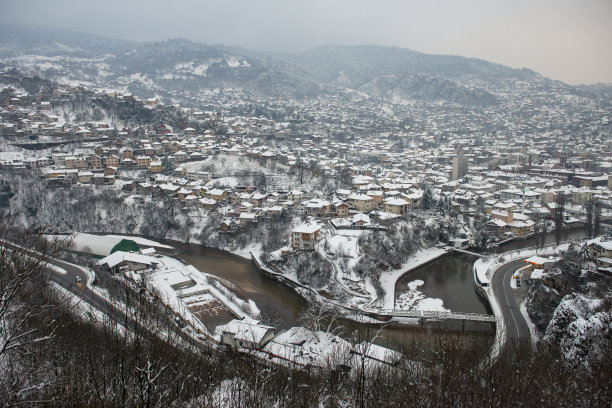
[169,227,587,349]
[394,227,587,315]
[176,245,306,329]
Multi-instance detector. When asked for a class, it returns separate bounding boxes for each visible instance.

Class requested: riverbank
[379,247,448,309]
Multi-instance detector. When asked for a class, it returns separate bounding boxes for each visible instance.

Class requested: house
[352,213,370,227]
[77,171,93,183]
[336,202,349,217]
[97,251,158,273]
[234,202,253,215]
[486,218,508,237]
[348,193,377,212]
[384,197,409,215]
[291,223,322,250]
[65,156,88,169]
[156,183,180,196]
[523,255,556,270]
[336,189,352,200]
[105,155,119,168]
[402,190,423,208]
[93,173,105,185]
[366,190,384,203]
[288,190,304,202]
[509,219,535,236]
[218,218,240,232]
[216,319,275,350]
[198,197,217,210]
[588,239,612,270]
[250,192,268,207]
[173,151,187,162]
[176,188,192,201]
[490,209,513,224]
[122,149,134,160]
[239,212,257,228]
[136,156,151,168]
[508,213,534,236]
[206,188,227,202]
[186,171,212,183]
[174,167,186,177]
[149,161,163,173]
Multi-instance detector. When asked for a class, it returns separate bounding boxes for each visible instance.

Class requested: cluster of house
[2,79,612,251]
[519,236,612,279]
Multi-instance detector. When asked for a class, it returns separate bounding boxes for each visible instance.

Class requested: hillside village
[0,24,611,404]
[1,73,611,313]
[2,76,611,230]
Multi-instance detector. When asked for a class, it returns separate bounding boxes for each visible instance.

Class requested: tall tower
[452,156,468,180]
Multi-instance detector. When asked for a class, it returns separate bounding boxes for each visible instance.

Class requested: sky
[1,0,611,85]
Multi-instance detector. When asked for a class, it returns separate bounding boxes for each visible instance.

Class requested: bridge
[447,247,484,258]
[362,308,495,323]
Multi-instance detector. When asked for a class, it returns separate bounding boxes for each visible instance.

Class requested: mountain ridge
[0,24,579,106]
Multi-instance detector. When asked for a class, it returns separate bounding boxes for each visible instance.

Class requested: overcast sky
[1,0,610,84]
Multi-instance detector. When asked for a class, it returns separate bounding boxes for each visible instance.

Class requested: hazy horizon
[1,0,610,85]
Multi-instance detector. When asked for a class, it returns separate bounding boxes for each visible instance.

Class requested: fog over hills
[0,24,575,107]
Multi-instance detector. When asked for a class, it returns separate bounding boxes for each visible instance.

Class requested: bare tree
[0,215,71,358]
[297,303,345,341]
[594,199,602,237]
[554,193,565,245]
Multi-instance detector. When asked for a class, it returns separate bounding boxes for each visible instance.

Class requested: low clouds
[1,0,610,84]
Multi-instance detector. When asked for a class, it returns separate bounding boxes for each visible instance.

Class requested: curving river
[166,227,586,349]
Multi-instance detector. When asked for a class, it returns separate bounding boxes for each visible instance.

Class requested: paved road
[491,259,532,344]
[2,240,211,351]
[1,239,109,315]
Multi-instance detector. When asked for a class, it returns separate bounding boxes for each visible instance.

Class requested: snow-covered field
[184,154,326,192]
[51,232,173,256]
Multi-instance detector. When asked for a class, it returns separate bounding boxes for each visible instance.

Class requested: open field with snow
[51,232,173,256]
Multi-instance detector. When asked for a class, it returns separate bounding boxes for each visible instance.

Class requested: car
[76,276,82,284]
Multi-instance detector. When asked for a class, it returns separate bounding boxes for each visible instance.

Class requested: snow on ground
[520,299,539,346]
[530,269,547,279]
[325,234,359,258]
[52,232,172,256]
[543,294,608,366]
[474,242,572,285]
[335,229,366,237]
[509,275,518,289]
[206,176,240,188]
[188,154,322,191]
[106,235,173,249]
[259,326,352,369]
[255,325,402,370]
[51,282,127,336]
[47,264,67,275]
[379,247,447,309]
[147,255,259,335]
[229,241,263,260]
[395,279,449,312]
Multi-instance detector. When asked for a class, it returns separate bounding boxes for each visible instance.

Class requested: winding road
[490,259,532,343]
[2,240,211,351]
